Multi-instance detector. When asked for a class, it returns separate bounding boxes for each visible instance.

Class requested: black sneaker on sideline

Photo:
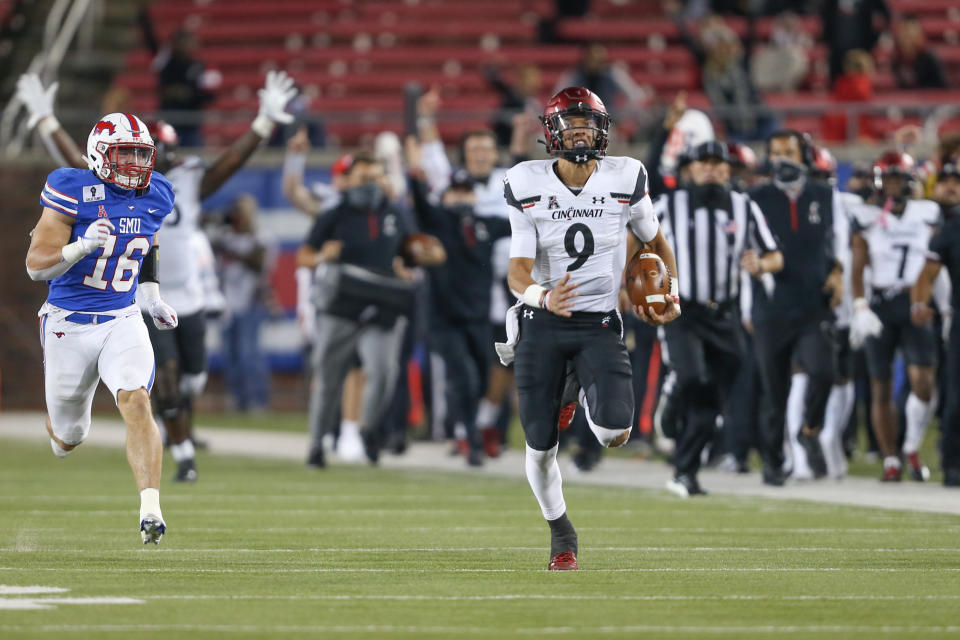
[362,428,382,465]
[306,444,326,469]
[666,473,707,497]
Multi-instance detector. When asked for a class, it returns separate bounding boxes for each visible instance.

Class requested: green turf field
[1,438,958,639]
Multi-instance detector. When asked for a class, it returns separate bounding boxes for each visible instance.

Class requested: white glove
[251,70,297,136]
[849,297,883,349]
[80,218,115,253]
[149,299,179,330]
[16,73,57,129]
[139,281,179,330]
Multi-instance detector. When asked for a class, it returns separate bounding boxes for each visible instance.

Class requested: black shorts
[864,292,937,380]
[513,306,633,450]
[144,310,207,375]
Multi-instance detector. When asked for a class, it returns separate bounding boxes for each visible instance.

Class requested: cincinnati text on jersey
[551,207,604,220]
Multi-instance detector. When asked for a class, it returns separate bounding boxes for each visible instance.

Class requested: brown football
[625,252,671,315]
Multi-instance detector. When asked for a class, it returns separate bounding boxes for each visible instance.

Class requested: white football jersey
[141,156,207,316]
[852,198,940,291]
[506,157,659,312]
[832,190,861,328]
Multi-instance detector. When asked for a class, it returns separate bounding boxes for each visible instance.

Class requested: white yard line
[2,410,959,516]
[2,546,958,553]
[134,593,960,601]
[2,566,958,574]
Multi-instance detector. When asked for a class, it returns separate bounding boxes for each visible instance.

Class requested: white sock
[903,392,936,455]
[525,444,565,520]
[139,488,163,522]
[169,440,196,463]
[50,438,71,458]
[883,455,901,471]
[786,373,810,473]
[341,420,358,435]
[820,382,853,478]
[476,399,498,428]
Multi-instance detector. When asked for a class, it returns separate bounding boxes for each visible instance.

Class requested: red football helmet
[726,142,757,169]
[873,150,916,204]
[541,87,611,164]
[810,145,836,179]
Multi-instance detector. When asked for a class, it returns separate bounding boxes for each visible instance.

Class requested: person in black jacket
[748,130,844,486]
[408,151,511,465]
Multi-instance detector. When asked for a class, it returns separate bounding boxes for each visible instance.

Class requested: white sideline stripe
[0,586,68,595]
[0,597,142,610]
[3,567,959,574]
[135,594,960,602]
[3,624,960,634]
[4,546,957,554]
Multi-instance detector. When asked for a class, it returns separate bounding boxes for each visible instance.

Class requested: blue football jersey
[40,168,175,311]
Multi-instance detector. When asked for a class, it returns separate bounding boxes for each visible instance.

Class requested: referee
[749,130,844,486]
[657,141,782,496]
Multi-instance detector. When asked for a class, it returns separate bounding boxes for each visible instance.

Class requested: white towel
[494,300,523,366]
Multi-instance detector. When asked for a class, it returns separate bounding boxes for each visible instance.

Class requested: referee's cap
[692,140,729,163]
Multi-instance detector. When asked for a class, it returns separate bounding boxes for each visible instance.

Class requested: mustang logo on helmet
[93,120,116,136]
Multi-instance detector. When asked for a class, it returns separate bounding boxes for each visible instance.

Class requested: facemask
[691,182,729,208]
[772,159,807,187]
[445,204,474,219]
[345,183,385,212]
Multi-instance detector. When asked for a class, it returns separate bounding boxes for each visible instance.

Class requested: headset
[765,129,815,167]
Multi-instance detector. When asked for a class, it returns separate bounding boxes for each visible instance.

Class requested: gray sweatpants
[307,312,408,447]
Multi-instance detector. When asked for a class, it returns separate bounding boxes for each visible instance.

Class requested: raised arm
[16,74,87,169]
[200,71,297,199]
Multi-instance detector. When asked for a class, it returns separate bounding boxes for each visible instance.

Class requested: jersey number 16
[82,235,151,292]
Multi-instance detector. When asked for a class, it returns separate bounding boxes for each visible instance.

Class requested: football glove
[148,299,179,330]
[849,297,883,349]
[80,218,115,253]
[16,73,57,130]
[252,70,297,136]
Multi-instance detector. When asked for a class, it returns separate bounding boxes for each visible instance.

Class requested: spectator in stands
[553,44,649,123]
[138,1,220,146]
[751,11,812,93]
[212,194,273,412]
[676,13,775,141]
[537,0,592,43]
[484,63,542,148]
[823,49,879,142]
[820,0,890,86]
[892,16,947,90]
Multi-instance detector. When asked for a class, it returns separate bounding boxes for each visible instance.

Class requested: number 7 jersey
[850,198,940,291]
[504,156,659,312]
[39,167,175,311]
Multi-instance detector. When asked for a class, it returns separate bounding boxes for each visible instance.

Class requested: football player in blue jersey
[25,112,178,545]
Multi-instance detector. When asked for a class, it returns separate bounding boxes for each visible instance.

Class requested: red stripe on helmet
[124,113,141,137]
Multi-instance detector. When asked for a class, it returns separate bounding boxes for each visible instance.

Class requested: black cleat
[797,431,827,478]
[762,464,787,487]
[666,473,707,497]
[362,428,381,465]
[306,444,326,469]
[174,459,198,483]
[944,468,960,488]
[466,448,484,467]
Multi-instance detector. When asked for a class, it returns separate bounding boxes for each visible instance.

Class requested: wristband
[251,114,275,138]
[61,239,89,265]
[139,281,161,305]
[282,152,306,178]
[38,116,61,137]
[522,283,547,308]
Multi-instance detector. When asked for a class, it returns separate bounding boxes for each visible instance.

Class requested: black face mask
[445,204,474,219]
[345,183,385,212]
[691,182,730,208]
[772,159,807,187]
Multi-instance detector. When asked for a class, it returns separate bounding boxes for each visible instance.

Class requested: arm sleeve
[747,199,779,253]
[933,267,952,313]
[508,208,537,259]
[139,244,159,283]
[419,140,453,195]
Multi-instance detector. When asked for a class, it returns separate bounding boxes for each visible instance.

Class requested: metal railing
[0,0,96,155]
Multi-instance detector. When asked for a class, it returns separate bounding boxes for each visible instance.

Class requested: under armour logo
[523,310,534,319]
[548,195,560,210]
[54,331,65,339]
[592,196,605,204]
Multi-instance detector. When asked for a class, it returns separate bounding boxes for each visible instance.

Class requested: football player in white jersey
[26,112,178,544]
[16,70,297,481]
[503,87,679,570]
[850,151,941,482]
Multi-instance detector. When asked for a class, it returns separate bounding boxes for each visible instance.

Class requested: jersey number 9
[564,223,595,272]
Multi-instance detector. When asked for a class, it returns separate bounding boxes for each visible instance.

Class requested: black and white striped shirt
[655,189,778,307]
